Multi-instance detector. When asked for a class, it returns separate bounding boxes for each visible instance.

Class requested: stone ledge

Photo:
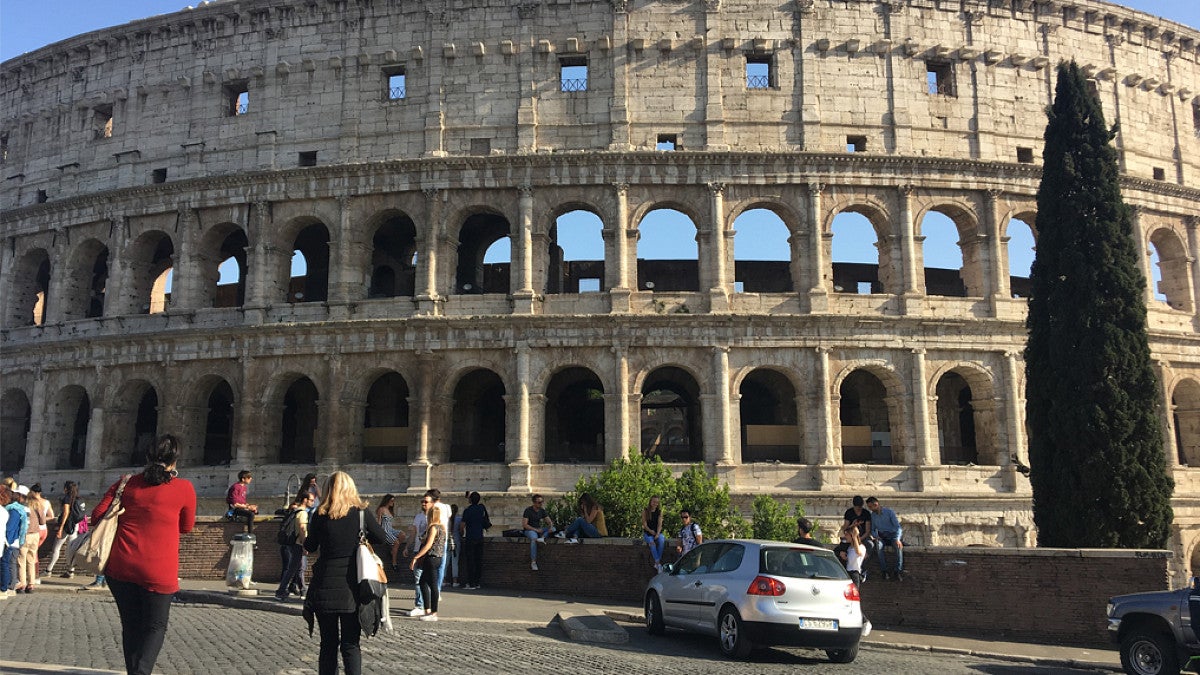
[553,610,629,644]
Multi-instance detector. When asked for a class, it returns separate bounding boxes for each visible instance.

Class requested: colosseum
[1,0,1197,573]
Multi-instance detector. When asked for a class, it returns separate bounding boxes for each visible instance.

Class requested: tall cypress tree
[1025,61,1173,548]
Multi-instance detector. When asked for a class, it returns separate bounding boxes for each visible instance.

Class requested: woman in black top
[304,471,388,675]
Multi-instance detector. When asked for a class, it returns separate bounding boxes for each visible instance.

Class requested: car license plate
[798,618,838,631]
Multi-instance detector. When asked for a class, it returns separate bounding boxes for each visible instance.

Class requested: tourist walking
[275,490,314,601]
[98,434,197,675]
[44,481,85,576]
[17,484,46,592]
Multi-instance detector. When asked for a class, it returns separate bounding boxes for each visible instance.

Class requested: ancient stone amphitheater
[1,0,1197,573]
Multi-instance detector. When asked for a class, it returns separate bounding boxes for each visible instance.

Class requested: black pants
[419,555,443,613]
[316,612,361,675]
[230,508,255,532]
[107,577,173,675]
[463,539,484,587]
[276,544,304,598]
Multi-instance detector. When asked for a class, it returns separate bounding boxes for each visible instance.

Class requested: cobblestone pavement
[2,593,1102,674]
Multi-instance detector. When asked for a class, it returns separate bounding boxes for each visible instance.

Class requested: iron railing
[747,74,771,89]
[560,77,588,92]
[389,85,406,99]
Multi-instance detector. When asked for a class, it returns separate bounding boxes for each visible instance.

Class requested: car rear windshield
[759,546,849,580]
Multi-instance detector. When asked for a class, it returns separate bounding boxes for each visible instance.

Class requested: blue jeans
[525,527,551,560]
[874,534,903,573]
[643,533,666,563]
[0,546,13,591]
[276,544,304,598]
[565,518,600,539]
[412,565,424,609]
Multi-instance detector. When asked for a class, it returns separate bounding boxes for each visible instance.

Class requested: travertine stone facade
[1,0,1198,576]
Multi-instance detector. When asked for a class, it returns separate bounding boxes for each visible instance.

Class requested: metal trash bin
[225,533,256,590]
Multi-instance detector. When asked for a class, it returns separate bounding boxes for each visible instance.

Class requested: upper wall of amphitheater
[2,0,1199,213]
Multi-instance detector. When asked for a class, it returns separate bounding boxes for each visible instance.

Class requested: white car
[644,539,865,661]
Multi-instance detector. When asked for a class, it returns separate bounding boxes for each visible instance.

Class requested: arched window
[280,377,320,463]
[450,369,506,462]
[368,215,418,298]
[1149,228,1193,312]
[0,389,31,472]
[455,213,511,294]
[640,367,702,461]
[547,210,605,294]
[637,209,699,292]
[921,211,966,297]
[732,209,792,293]
[363,372,410,463]
[1007,217,1036,298]
[290,224,330,303]
[739,369,800,462]
[839,370,893,464]
[203,380,235,466]
[544,367,605,462]
[831,211,883,294]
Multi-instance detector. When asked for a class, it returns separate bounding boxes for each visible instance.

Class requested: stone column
[609,183,632,312]
[246,202,277,313]
[416,188,443,315]
[610,344,631,460]
[513,184,538,313]
[897,185,924,314]
[329,196,358,306]
[1002,351,1027,491]
[409,353,435,491]
[508,343,533,491]
[814,347,841,488]
[1156,361,1179,468]
[169,205,200,312]
[911,349,935,467]
[701,0,727,149]
[1131,207,1156,305]
[22,374,49,473]
[984,189,1008,312]
[713,347,733,464]
[608,3,631,149]
[1187,216,1200,321]
[422,11,447,157]
[83,406,105,471]
[707,182,730,312]
[806,183,829,312]
[43,231,70,325]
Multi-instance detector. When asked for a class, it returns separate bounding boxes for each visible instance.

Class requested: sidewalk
[23,574,1121,672]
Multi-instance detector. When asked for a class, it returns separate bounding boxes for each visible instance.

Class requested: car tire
[826,643,860,664]
[717,606,753,659]
[1120,629,1180,675]
[645,592,665,636]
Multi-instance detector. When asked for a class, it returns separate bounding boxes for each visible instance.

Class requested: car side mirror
[662,563,675,575]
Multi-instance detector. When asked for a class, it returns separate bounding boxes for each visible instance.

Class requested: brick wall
[45,522,1169,646]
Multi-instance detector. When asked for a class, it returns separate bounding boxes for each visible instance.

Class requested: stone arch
[546,205,606,295]
[635,206,701,292]
[269,375,319,464]
[362,370,410,463]
[0,388,31,473]
[738,367,801,462]
[1172,378,1200,467]
[830,203,896,295]
[123,230,175,314]
[639,365,703,462]
[49,384,91,470]
[916,203,982,298]
[1148,226,1193,312]
[731,206,794,293]
[449,368,507,462]
[544,366,605,463]
[198,223,249,308]
[364,209,418,299]
[108,379,161,468]
[61,238,109,321]
[930,363,1000,466]
[4,247,51,328]
[453,210,511,294]
[287,220,331,303]
[197,376,237,467]
[835,363,904,464]
[1005,211,1037,298]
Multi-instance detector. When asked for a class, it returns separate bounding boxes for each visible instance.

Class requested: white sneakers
[553,532,566,539]
[530,561,539,571]
[418,614,438,622]
[535,537,545,544]
[565,538,580,544]
[406,607,425,617]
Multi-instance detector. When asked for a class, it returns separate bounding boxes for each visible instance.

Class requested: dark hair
[532,493,543,503]
[797,517,813,534]
[579,493,598,513]
[295,489,314,506]
[303,473,317,484]
[63,481,79,503]
[424,488,441,501]
[30,483,42,494]
[852,495,864,507]
[679,507,691,516]
[865,496,879,505]
[238,469,253,481]
[450,504,458,518]
[377,493,396,510]
[468,491,481,505]
[143,434,181,486]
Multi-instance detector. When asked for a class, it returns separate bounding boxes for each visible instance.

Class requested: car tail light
[746,576,787,596]
[844,582,861,602]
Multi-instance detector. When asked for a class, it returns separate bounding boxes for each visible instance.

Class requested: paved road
[2,593,1103,674]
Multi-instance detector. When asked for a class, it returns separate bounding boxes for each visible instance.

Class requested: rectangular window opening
[384,66,406,100]
[847,135,867,153]
[1016,147,1034,163]
[1153,167,1166,181]
[470,138,491,156]
[746,55,773,90]
[656,134,678,151]
[36,189,48,203]
[298,151,318,167]
[152,168,168,184]
[733,281,745,293]
[1193,101,1200,138]
[1,133,8,164]
[560,56,588,92]
[857,281,872,295]
[926,61,955,97]
[578,278,601,293]
[93,105,114,140]
[225,83,249,116]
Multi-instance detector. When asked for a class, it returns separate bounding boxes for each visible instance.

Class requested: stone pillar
[1132,207,1156,305]
[707,182,730,312]
[513,184,538,313]
[815,347,841,488]
[1003,351,1027,491]
[897,185,924,314]
[43,232,70,325]
[329,196,359,306]
[609,183,632,312]
[911,349,934,467]
[508,344,533,491]
[610,344,631,460]
[169,205,200,312]
[1156,361,1179,469]
[246,202,277,311]
[83,407,105,470]
[701,0,727,149]
[608,4,631,149]
[409,354,434,491]
[1187,216,1200,322]
[22,374,49,473]
[806,183,829,312]
[713,347,733,465]
[416,188,443,315]
[984,189,1008,312]
[422,15,447,157]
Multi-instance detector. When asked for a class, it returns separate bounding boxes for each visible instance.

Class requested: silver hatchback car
[644,539,865,661]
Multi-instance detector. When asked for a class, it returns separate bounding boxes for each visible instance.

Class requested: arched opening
[0,389,31,473]
[4,249,51,328]
[50,386,91,470]
[935,372,977,464]
[1007,217,1036,298]
[363,372,410,463]
[1173,379,1200,467]
[131,388,159,465]
[640,366,702,461]
[126,231,175,314]
[921,210,967,297]
[839,370,893,464]
[546,209,605,294]
[61,240,110,321]
[455,213,511,294]
[212,228,249,308]
[831,210,886,294]
[739,369,800,462]
[1149,228,1193,312]
[449,369,506,462]
[732,209,792,293]
[368,214,418,298]
[544,367,605,462]
[203,380,235,466]
[637,209,699,292]
[280,377,319,463]
[290,224,330,303]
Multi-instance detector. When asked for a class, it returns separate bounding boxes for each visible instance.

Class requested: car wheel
[1120,630,1180,675]
[826,643,860,664]
[645,592,665,636]
[717,606,753,659]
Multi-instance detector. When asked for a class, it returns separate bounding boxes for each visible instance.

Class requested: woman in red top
[92,434,196,675]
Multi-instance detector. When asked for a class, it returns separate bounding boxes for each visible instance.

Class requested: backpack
[277,508,301,545]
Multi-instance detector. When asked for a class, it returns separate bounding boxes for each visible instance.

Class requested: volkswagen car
[644,539,865,661]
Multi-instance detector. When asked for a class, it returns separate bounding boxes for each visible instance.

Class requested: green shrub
[750,494,813,542]
[672,464,749,540]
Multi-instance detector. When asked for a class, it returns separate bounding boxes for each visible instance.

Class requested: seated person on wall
[226,470,258,533]
[835,496,872,564]
[675,508,703,555]
[793,517,822,547]
[866,496,904,581]
[522,494,560,571]
[562,493,606,543]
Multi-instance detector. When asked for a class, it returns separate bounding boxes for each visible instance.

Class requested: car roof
[700,538,832,552]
